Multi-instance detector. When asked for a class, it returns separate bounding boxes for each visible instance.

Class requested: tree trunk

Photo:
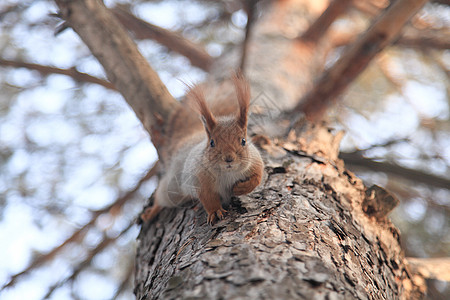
[135,123,424,299]
[53,0,428,299]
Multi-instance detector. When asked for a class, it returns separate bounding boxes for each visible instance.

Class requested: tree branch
[0,58,116,90]
[1,163,158,291]
[54,0,179,150]
[111,6,214,72]
[300,0,352,43]
[330,28,450,50]
[431,0,450,5]
[293,0,429,119]
[42,223,134,300]
[351,0,388,17]
[339,152,450,190]
[0,3,27,19]
[240,0,258,71]
[396,32,450,50]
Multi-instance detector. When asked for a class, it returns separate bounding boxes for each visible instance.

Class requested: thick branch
[340,152,450,190]
[0,58,115,90]
[300,0,352,43]
[294,0,429,119]
[111,6,214,72]
[54,0,178,150]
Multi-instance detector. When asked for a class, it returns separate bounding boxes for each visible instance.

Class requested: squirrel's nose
[224,155,234,163]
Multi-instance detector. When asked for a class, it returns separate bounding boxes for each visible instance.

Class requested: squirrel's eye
[210,139,215,148]
[241,138,246,146]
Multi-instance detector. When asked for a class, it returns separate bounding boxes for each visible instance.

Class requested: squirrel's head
[188,73,251,172]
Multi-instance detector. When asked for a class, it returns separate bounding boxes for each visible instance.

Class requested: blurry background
[0,0,448,299]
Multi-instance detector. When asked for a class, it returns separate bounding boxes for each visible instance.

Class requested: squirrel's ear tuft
[232,71,250,130]
[186,83,216,136]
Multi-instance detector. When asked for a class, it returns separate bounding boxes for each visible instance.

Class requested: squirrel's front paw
[233,179,254,196]
[207,207,227,225]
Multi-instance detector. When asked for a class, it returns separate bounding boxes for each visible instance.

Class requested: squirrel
[141,73,264,224]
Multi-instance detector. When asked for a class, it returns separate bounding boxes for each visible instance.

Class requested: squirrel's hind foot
[140,204,162,223]
[207,207,227,225]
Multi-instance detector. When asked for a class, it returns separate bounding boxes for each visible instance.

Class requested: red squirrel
[141,73,264,224]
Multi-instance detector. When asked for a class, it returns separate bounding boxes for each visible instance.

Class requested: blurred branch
[396,32,450,50]
[1,220,89,290]
[183,5,233,33]
[331,29,450,50]
[0,3,26,19]
[43,222,134,300]
[112,261,134,300]
[355,138,410,151]
[240,0,258,71]
[351,0,388,16]
[54,0,178,149]
[406,257,450,281]
[300,0,352,43]
[340,152,450,190]
[293,0,429,119]
[385,182,450,212]
[0,58,116,90]
[431,0,450,5]
[111,6,214,72]
[434,52,450,78]
[93,161,158,216]
[1,162,158,291]
[378,53,402,82]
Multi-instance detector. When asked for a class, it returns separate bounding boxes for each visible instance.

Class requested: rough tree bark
[54,0,429,299]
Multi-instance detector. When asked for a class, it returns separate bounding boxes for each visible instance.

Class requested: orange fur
[232,72,250,130]
[187,83,217,136]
